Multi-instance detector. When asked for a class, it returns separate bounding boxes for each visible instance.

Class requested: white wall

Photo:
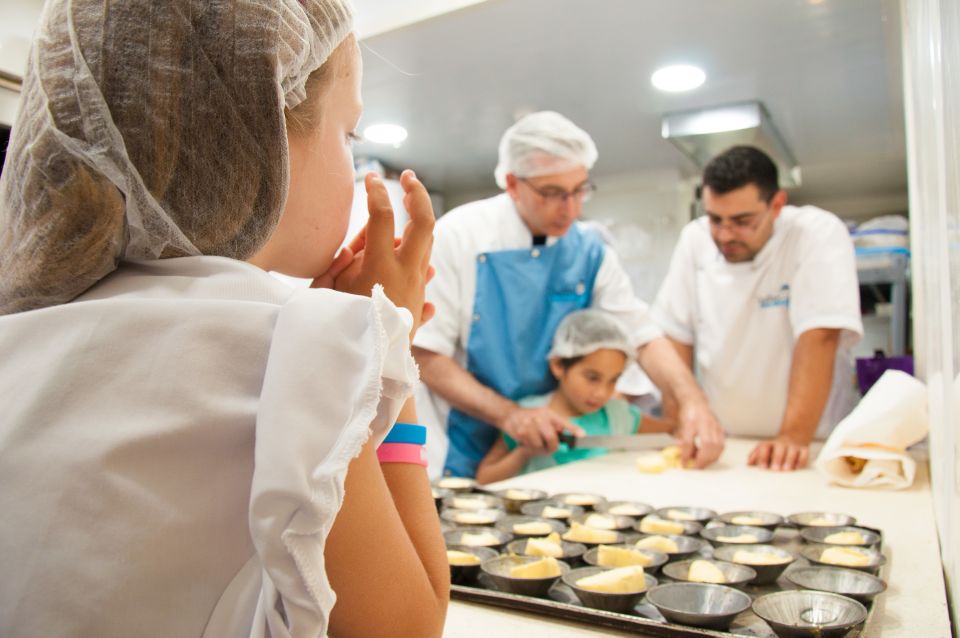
[901,0,960,632]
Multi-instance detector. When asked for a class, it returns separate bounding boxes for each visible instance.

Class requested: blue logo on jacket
[759,284,790,309]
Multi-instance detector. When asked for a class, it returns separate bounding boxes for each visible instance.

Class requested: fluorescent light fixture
[363,123,408,145]
[651,65,706,93]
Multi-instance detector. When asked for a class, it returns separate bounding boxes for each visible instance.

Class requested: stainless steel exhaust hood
[661,100,802,188]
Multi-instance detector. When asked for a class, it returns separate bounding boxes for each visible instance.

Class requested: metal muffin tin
[444,487,883,637]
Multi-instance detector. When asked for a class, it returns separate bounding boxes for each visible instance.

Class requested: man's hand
[747,434,810,471]
[499,407,585,455]
[673,400,725,469]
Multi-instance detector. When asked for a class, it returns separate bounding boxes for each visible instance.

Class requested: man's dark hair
[702,145,780,203]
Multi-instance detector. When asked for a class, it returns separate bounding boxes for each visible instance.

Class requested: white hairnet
[548,309,635,360]
[0,0,353,315]
[494,111,598,189]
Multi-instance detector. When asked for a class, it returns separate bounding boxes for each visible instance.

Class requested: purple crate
[856,352,914,395]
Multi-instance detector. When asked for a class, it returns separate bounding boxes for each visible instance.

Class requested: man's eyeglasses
[519,177,597,204]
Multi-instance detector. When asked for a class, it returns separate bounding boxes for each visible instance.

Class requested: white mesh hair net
[0,0,353,315]
[547,309,635,360]
[494,111,599,189]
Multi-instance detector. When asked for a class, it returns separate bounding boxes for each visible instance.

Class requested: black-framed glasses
[519,177,597,204]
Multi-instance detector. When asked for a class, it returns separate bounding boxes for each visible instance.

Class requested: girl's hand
[333,170,435,338]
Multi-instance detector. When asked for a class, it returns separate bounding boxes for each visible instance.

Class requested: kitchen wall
[901,0,960,631]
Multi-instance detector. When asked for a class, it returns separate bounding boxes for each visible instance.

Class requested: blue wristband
[383,422,427,445]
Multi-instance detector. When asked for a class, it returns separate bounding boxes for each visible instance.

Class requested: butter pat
[576,566,647,593]
[665,509,696,521]
[455,511,494,525]
[459,531,500,547]
[542,505,573,519]
[526,533,563,558]
[447,550,481,566]
[639,517,685,535]
[608,504,645,516]
[451,497,487,510]
[731,515,764,526]
[510,557,562,579]
[562,493,600,506]
[505,489,535,500]
[732,549,789,565]
[688,560,726,584]
[513,521,553,536]
[563,522,618,544]
[824,531,867,545]
[809,517,839,526]
[597,545,652,568]
[584,514,618,530]
[716,533,759,544]
[635,535,679,553]
[820,546,872,567]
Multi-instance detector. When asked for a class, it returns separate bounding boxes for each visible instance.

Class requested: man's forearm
[412,346,515,429]
[779,328,841,443]
[637,336,704,408]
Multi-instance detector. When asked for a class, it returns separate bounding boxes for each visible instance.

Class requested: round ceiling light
[651,65,706,93]
[363,123,408,145]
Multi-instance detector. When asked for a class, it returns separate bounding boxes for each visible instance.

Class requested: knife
[558,432,675,451]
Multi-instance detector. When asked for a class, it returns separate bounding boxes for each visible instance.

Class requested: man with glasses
[413,111,725,478]
[653,145,863,472]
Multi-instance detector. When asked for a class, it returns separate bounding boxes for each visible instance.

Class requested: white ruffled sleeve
[246,285,418,637]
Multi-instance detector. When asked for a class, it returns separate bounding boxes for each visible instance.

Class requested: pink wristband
[376,442,428,467]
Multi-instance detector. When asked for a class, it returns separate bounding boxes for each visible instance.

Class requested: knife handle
[558,431,577,450]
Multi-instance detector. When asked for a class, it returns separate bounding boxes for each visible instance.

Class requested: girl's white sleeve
[228,285,418,638]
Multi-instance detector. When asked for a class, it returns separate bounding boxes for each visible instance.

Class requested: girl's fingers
[364,172,397,257]
[398,170,435,266]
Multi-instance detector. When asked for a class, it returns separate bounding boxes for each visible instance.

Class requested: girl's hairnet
[548,309,635,361]
[494,111,598,189]
[0,0,353,315]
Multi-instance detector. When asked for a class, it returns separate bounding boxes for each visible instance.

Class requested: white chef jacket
[413,193,661,474]
[652,205,863,439]
[0,256,417,638]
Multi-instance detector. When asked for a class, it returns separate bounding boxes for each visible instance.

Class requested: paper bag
[816,370,928,489]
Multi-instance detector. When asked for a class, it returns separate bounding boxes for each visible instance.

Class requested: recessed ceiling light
[651,65,706,93]
[363,123,408,146]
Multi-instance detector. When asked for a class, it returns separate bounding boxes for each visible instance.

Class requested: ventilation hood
[661,100,802,188]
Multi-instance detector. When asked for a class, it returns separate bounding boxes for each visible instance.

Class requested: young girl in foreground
[0,1,447,636]
[477,309,674,483]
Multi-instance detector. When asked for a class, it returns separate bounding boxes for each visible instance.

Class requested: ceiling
[353,0,907,211]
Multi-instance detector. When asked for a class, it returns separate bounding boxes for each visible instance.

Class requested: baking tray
[450,525,886,637]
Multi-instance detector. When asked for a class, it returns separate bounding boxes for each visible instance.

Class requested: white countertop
[442,438,950,637]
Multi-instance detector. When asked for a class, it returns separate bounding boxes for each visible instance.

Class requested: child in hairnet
[0,2,447,636]
[476,309,674,483]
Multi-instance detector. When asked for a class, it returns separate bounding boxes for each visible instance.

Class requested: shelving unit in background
[856,247,910,356]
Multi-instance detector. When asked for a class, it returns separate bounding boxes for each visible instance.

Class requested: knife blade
[558,432,675,451]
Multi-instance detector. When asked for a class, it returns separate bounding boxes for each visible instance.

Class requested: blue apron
[443,224,606,477]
